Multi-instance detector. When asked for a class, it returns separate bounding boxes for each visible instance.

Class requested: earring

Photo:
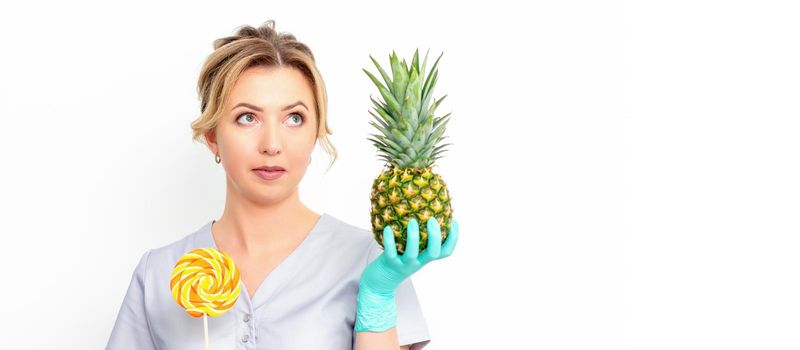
[215,154,221,164]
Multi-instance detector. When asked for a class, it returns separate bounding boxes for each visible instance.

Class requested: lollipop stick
[203,313,209,350]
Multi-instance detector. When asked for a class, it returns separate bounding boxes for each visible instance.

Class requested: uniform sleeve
[395,276,432,349]
[358,241,432,350]
[106,249,157,350]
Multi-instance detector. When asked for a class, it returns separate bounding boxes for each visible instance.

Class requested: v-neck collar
[193,212,329,312]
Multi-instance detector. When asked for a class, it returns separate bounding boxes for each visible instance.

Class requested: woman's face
[206,65,318,206]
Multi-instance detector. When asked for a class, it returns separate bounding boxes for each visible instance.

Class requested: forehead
[228,66,314,110]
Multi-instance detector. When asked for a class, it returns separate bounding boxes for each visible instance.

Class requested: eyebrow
[231,101,308,112]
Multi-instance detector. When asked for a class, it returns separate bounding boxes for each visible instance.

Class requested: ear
[204,129,219,155]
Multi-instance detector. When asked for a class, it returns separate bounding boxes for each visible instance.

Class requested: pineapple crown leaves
[363,48,451,168]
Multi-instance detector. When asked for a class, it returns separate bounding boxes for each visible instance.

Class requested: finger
[441,219,459,257]
[420,217,441,263]
[382,225,398,260]
[404,218,420,260]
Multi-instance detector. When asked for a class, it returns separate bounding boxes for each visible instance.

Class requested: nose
[260,119,282,155]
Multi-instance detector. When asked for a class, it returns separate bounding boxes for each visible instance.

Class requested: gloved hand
[355,217,459,332]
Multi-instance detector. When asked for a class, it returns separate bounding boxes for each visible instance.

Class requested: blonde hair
[191,20,337,171]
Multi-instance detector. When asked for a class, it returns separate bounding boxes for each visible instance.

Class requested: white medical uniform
[106,213,431,349]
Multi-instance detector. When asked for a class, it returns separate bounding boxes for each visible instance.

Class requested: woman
[106,20,458,350]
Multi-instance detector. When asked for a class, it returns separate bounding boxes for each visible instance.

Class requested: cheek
[288,145,314,172]
[291,149,313,169]
[225,143,251,167]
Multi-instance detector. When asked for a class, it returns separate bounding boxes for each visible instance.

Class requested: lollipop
[170,247,241,349]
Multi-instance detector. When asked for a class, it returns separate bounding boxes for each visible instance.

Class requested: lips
[253,168,285,181]
[253,165,285,171]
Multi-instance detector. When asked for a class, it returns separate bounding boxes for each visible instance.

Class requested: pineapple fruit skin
[369,165,452,254]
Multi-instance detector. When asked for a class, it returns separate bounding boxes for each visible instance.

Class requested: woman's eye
[236,113,257,125]
[288,113,305,126]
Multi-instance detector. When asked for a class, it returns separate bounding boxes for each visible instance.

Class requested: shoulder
[140,221,212,278]
[321,213,372,243]
[317,213,381,263]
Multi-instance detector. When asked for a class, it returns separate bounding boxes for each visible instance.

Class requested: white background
[0,0,798,349]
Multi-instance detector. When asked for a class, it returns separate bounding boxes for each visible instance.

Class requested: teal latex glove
[355,217,459,332]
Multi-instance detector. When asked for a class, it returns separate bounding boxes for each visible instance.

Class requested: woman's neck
[212,192,319,256]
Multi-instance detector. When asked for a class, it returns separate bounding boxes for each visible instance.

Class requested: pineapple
[363,48,453,255]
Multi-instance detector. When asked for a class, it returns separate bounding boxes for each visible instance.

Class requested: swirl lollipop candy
[170,247,242,349]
